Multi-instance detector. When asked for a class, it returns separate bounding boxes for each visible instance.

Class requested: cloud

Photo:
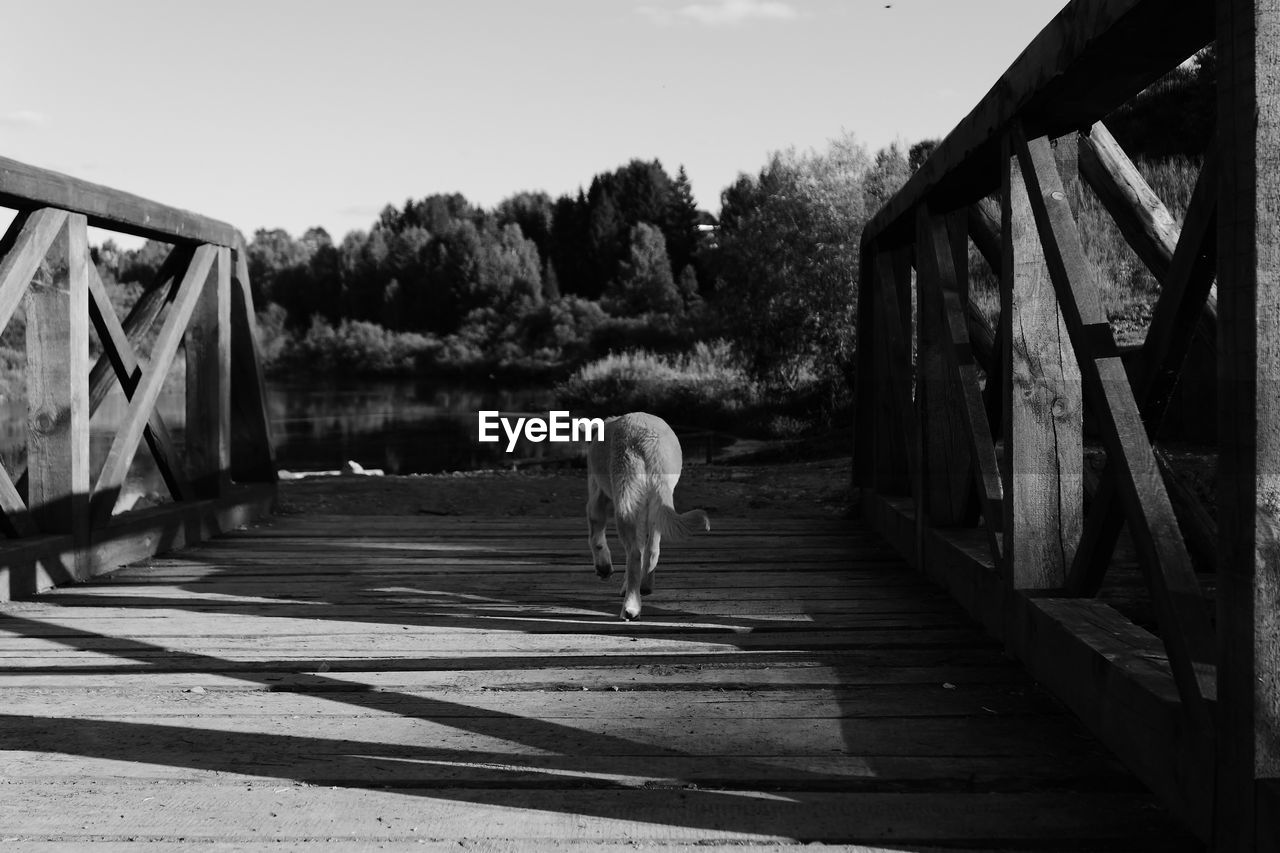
[637,0,799,27]
[0,109,48,127]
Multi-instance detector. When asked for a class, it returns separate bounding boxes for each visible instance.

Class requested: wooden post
[1216,0,1280,848]
[25,212,89,551]
[916,207,972,527]
[186,245,231,498]
[920,206,1006,565]
[870,248,912,497]
[1052,134,1079,217]
[230,245,277,483]
[854,245,877,495]
[1001,135,1083,590]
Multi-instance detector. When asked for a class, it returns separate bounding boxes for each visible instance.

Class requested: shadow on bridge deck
[0,514,1200,850]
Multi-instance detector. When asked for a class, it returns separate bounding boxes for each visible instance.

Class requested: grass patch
[967,154,1200,346]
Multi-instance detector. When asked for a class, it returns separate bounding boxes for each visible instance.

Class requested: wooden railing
[853,0,1277,848]
[0,156,276,600]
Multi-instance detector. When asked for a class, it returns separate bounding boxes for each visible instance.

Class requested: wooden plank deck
[0,514,1201,851]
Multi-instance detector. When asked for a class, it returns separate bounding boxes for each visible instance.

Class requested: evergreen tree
[584,183,624,300]
[604,223,680,316]
[666,165,702,280]
[549,191,591,297]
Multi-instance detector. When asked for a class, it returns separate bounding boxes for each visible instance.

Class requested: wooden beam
[0,208,68,335]
[1078,121,1218,358]
[92,245,216,524]
[964,301,996,374]
[186,246,232,498]
[0,155,238,246]
[919,208,1005,565]
[1068,151,1220,593]
[0,462,35,539]
[871,252,917,498]
[1001,135,1082,591]
[86,263,188,502]
[1012,127,1213,730]
[862,491,1214,841]
[861,0,1213,248]
[229,244,277,483]
[1133,152,1220,422]
[968,199,1002,275]
[0,210,70,539]
[854,248,876,492]
[88,245,193,416]
[24,213,90,553]
[945,209,971,302]
[966,200,1004,440]
[13,245,195,503]
[1079,122,1184,280]
[1216,0,1280,847]
[916,209,973,528]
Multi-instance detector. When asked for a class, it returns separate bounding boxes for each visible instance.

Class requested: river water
[0,379,726,494]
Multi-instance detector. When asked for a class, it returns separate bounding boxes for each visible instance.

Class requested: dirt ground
[276,456,855,520]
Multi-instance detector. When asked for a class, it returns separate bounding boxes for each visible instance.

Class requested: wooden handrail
[0,162,275,603]
[0,155,238,247]
[852,1,1280,846]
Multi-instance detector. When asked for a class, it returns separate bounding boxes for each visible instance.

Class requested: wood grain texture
[1012,127,1213,731]
[24,213,90,549]
[1216,0,1280,848]
[1001,136,1082,590]
[186,246,232,498]
[0,511,1197,849]
[1079,122,1187,284]
[0,207,68,335]
[229,244,277,482]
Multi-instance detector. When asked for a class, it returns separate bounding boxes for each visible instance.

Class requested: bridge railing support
[853,0,1276,847]
[0,156,276,600]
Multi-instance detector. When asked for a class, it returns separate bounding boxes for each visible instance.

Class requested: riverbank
[276,455,854,520]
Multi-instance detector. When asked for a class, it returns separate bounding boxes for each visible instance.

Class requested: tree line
[244,159,712,337]
[95,144,916,396]
[88,47,1207,407]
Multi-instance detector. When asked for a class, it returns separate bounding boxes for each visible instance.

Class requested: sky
[1,0,1068,246]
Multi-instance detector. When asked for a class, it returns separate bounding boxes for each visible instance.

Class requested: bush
[272,315,439,376]
[555,341,761,430]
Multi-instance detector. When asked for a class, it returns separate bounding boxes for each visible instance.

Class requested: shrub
[272,315,439,376]
[555,341,761,430]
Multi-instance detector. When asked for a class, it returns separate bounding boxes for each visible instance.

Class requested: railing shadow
[0,528,951,847]
[0,516,1197,847]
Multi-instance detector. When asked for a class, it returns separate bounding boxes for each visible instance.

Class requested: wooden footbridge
[0,0,1273,848]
